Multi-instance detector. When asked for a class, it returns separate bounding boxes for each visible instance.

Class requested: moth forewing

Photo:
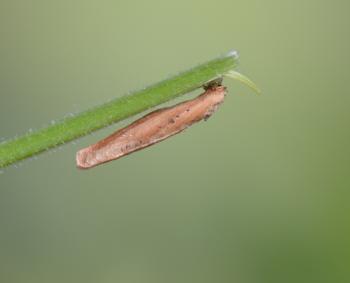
[76,86,227,169]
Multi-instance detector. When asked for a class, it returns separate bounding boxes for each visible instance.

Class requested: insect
[76,71,259,169]
[76,82,227,169]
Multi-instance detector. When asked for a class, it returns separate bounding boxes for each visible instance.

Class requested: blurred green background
[1,1,349,282]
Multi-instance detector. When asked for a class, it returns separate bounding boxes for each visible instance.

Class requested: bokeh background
[1,1,349,282]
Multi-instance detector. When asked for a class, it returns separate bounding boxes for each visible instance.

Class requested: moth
[76,71,259,169]
[76,83,226,169]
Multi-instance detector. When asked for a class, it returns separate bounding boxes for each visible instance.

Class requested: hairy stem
[0,51,238,168]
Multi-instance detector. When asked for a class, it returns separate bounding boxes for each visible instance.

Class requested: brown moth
[76,85,227,169]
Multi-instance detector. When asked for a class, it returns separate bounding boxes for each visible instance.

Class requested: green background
[1,1,349,282]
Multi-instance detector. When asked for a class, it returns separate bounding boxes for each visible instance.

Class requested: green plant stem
[0,51,238,168]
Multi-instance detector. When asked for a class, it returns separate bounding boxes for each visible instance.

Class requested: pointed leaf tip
[224,70,261,95]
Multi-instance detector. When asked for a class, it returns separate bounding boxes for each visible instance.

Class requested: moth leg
[203,77,223,90]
